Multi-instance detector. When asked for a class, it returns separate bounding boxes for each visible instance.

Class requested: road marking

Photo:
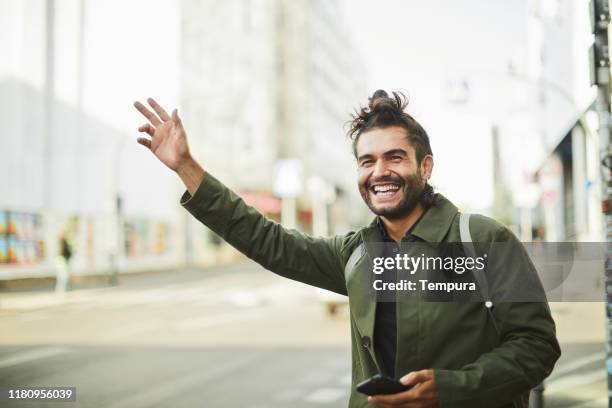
[545,369,607,394]
[304,388,346,404]
[551,352,604,378]
[105,352,264,408]
[0,346,71,369]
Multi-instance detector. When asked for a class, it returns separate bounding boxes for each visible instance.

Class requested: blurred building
[0,1,182,278]
[180,0,367,265]
[517,0,601,242]
[0,77,182,277]
[0,0,368,277]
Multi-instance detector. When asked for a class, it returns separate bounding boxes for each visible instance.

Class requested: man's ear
[421,155,434,181]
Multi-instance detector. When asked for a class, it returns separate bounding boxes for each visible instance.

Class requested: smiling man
[134,90,560,408]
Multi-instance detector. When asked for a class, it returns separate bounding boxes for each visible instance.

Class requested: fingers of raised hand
[171,108,182,126]
[138,123,155,137]
[147,97,171,122]
[134,100,162,126]
[136,137,152,149]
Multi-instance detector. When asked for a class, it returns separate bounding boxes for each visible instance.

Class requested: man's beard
[359,171,426,220]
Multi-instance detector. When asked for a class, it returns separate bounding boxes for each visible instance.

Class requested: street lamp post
[109,135,128,286]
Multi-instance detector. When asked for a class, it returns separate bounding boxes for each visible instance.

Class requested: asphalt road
[0,262,352,408]
[0,345,351,408]
[0,261,608,407]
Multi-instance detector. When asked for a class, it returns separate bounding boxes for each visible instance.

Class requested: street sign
[273,159,303,198]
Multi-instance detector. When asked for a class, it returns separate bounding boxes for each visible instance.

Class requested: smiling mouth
[370,183,401,198]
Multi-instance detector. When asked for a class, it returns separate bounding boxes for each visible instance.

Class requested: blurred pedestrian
[55,230,72,293]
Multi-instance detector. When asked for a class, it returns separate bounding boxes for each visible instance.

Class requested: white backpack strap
[459,213,500,335]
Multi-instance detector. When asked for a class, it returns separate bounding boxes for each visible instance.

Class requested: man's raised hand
[134,98,191,172]
[134,98,205,195]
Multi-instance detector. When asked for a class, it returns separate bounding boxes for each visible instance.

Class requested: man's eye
[360,160,373,166]
[390,156,402,161]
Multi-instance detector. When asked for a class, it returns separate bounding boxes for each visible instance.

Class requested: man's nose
[372,159,390,178]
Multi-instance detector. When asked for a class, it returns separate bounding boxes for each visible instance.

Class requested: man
[134,90,560,408]
[56,229,73,292]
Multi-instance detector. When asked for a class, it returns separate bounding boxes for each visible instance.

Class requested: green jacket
[181,173,561,408]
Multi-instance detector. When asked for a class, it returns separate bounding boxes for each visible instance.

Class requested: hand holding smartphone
[356,374,412,396]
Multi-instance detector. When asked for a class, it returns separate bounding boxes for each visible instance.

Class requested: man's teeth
[373,184,400,195]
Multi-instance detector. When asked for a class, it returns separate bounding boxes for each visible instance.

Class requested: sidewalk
[0,262,261,314]
[0,285,119,312]
[550,302,606,344]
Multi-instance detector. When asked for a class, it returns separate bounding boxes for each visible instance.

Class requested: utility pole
[44,0,55,210]
[589,1,612,405]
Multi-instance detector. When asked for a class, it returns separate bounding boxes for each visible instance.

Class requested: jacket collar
[363,194,458,247]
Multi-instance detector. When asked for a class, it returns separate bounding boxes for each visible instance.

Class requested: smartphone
[355,374,412,396]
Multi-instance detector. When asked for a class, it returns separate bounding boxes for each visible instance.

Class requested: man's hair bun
[371,89,389,100]
[368,90,405,114]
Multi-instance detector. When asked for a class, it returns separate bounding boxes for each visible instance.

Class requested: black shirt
[373,211,427,378]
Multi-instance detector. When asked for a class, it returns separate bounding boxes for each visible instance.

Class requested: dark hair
[347,90,439,207]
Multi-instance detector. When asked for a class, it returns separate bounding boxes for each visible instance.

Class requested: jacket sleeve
[434,225,561,407]
[180,172,348,295]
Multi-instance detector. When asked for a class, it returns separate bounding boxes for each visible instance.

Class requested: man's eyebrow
[383,149,408,157]
[357,153,374,162]
[357,149,408,162]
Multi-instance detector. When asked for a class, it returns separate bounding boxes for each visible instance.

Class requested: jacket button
[362,336,371,348]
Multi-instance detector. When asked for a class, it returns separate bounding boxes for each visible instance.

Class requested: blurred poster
[1,211,44,264]
[125,219,170,258]
[0,235,7,263]
[7,212,16,235]
[8,236,19,263]
[0,211,7,235]
[155,223,169,255]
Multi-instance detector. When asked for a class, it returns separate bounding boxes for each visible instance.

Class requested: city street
[0,261,608,407]
[0,262,352,408]
[1,0,610,407]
